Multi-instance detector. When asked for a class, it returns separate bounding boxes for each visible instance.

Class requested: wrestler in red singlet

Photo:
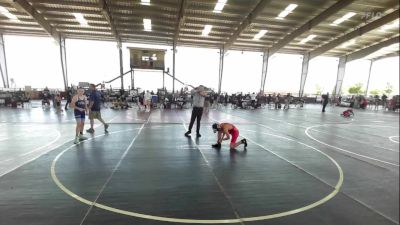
[212,123,247,150]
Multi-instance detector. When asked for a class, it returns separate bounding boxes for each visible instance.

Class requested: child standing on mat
[71,87,88,144]
[211,122,247,150]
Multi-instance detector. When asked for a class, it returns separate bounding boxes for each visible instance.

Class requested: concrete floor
[0,103,398,225]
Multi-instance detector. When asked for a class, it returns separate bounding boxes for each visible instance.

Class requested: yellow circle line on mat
[51,127,344,224]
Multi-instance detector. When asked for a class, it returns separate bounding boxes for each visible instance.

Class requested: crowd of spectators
[2,85,399,113]
[333,94,399,112]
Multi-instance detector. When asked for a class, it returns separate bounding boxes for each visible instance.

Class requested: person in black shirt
[267,94,272,105]
[65,87,72,110]
[42,87,50,108]
[86,84,109,133]
[382,94,388,109]
[322,92,329,112]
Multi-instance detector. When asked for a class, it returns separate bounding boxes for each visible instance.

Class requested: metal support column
[172,41,176,93]
[118,43,124,91]
[334,56,347,98]
[218,48,224,94]
[0,34,9,88]
[131,69,134,90]
[162,70,165,89]
[364,59,374,96]
[260,50,269,93]
[59,37,68,91]
[299,53,310,97]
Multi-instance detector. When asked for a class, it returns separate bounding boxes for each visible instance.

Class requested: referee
[185,85,207,138]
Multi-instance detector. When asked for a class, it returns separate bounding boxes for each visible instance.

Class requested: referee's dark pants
[65,98,71,110]
[188,106,203,134]
[322,102,328,112]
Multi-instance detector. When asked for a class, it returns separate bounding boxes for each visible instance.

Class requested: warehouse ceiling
[0,0,398,60]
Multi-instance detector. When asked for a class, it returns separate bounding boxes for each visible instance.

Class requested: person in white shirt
[250,92,257,107]
[284,93,291,110]
[144,90,152,112]
[250,92,257,100]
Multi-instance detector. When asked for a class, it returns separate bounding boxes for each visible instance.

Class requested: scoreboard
[129,48,166,70]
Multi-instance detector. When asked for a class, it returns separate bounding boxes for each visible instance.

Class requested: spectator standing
[322,92,329,112]
[274,93,280,109]
[382,94,388,110]
[64,87,72,110]
[144,90,152,112]
[86,84,109,134]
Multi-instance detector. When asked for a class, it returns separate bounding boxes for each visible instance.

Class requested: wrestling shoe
[212,143,221,149]
[241,139,248,147]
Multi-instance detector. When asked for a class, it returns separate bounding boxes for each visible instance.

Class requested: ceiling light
[4,12,18,20]
[141,0,150,6]
[277,11,290,19]
[143,18,152,31]
[0,6,7,13]
[379,18,399,32]
[0,6,18,21]
[285,4,298,11]
[253,30,268,40]
[300,34,317,44]
[343,12,356,19]
[202,25,213,36]
[341,39,356,48]
[276,4,298,19]
[73,13,88,27]
[213,0,227,13]
[331,12,356,26]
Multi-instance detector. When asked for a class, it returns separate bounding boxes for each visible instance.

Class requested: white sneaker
[79,135,88,141]
[74,136,80,144]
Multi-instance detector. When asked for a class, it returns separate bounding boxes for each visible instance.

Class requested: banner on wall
[128,48,166,70]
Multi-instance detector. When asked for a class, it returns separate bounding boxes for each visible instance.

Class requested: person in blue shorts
[71,87,88,144]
